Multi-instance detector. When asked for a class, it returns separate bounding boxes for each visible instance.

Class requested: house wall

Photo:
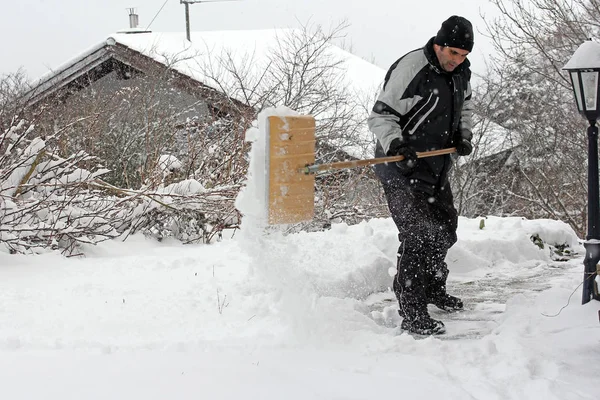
[32,65,220,188]
[37,67,211,129]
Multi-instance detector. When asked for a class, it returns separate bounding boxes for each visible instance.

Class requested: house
[22,25,386,155]
[18,22,387,226]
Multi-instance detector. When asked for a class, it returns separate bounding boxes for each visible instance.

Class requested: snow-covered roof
[114,29,384,106]
[29,29,384,100]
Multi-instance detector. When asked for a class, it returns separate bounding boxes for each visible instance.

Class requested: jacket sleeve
[367,53,426,154]
[458,80,473,141]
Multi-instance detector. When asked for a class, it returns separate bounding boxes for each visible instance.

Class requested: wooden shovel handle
[301,147,457,174]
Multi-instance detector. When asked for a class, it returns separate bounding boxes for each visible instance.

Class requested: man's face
[434,45,470,72]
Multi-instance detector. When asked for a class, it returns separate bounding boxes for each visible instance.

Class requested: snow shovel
[266,115,457,225]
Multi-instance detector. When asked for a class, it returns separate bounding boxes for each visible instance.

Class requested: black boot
[431,293,463,311]
[400,314,446,335]
[425,261,463,312]
[397,294,462,316]
[397,291,446,335]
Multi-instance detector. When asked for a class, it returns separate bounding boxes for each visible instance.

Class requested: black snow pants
[378,172,458,320]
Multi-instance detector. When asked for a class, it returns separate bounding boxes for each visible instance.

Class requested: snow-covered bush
[0,120,241,255]
[124,178,241,244]
[0,119,126,254]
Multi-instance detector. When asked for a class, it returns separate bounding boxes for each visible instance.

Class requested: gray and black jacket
[369,37,473,194]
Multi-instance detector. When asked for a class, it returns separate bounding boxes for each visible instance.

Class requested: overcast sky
[2,0,498,80]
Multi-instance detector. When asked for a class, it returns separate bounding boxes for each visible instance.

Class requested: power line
[181,0,240,3]
[146,0,170,30]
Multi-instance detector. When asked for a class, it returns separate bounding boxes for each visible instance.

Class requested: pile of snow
[450,216,581,273]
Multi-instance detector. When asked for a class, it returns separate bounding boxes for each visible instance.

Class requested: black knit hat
[434,16,474,52]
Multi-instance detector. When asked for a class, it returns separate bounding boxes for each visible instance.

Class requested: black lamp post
[563,39,600,304]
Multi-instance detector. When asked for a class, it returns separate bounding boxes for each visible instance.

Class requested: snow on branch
[0,120,240,255]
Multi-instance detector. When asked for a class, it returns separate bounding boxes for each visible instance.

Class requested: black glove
[387,138,418,173]
[454,138,473,156]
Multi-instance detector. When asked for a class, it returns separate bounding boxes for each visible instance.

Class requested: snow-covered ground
[1,108,598,399]
[0,215,598,400]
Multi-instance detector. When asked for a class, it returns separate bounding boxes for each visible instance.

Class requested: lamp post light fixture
[563,39,600,304]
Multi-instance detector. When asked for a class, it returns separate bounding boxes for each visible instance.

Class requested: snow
[1,137,45,197]
[235,106,299,229]
[0,214,598,399]
[563,39,600,70]
[159,179,206,196]
[1,106,599,398]
[158,154,182,176]
[1,131,599,398]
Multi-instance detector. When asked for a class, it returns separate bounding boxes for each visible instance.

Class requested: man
[368,16,475,335]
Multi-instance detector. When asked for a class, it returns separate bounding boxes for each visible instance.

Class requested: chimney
[128,8,139,29]
[118,8,150,34]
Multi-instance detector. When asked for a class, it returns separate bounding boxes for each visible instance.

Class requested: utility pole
[179,0,240,42]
